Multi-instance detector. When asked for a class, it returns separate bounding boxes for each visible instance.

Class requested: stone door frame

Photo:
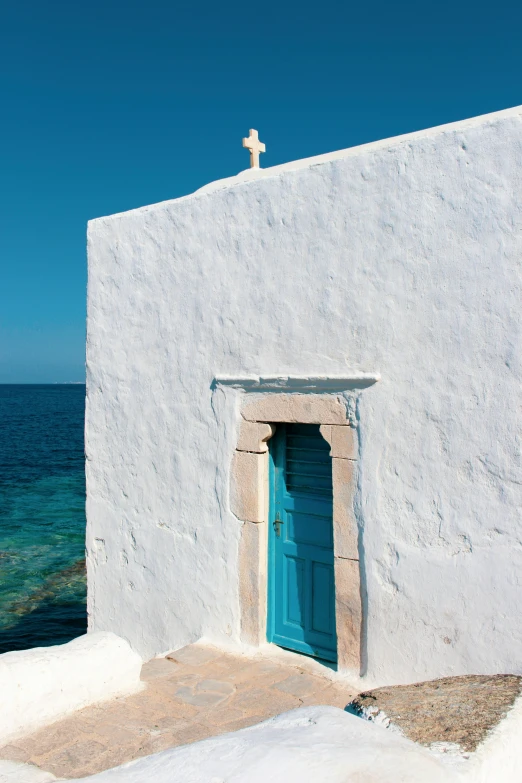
[230,393,362,674]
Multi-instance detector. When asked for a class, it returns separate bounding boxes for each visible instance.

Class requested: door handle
[274,513,284,538]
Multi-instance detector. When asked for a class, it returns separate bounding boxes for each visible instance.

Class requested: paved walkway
[0,644,356,779]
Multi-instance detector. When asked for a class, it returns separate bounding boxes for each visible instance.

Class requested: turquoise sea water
[0,385,87,653]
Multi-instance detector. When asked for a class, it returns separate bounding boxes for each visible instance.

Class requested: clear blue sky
[1,0,521,383]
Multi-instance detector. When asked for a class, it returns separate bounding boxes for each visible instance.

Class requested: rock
[348,674,522,753]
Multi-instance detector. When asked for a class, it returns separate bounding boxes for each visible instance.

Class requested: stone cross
[242,129,266,169]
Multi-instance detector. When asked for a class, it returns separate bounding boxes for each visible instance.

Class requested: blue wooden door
[267,423,337,662]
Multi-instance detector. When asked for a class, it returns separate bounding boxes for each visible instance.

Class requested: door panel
[286,511,333,548]
[311,562,335,635]
[285,556,305,627]
[268,423,337,662]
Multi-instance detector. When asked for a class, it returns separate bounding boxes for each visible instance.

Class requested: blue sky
[1,0,521,382]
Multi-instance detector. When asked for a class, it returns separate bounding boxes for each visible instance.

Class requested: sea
[0,384,87,653]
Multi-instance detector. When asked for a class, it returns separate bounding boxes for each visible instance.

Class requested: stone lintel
[242,394,348,425]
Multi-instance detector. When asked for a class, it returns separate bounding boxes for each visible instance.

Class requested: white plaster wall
[0,633,143,745]
[86,106,522,681]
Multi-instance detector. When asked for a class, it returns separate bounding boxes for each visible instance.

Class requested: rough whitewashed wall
[86,107,522,682]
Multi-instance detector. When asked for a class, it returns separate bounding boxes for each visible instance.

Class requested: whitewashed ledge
[0,632,143,746]
[212,374,380,392]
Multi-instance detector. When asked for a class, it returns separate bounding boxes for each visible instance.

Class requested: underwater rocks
[5,559,86,619]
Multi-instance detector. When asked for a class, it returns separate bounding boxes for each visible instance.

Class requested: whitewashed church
[85,106,522,685]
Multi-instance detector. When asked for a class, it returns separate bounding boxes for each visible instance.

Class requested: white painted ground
[0,762,56,783]
[464,693,522,783]
[79,707,461,783]
[3,702,522,783]
[87,104,522,683]
[0,633,143,745]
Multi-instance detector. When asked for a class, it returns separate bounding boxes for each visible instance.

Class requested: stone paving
[0,644,356,779]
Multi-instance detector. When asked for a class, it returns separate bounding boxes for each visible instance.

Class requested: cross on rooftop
[242,129,266,169]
